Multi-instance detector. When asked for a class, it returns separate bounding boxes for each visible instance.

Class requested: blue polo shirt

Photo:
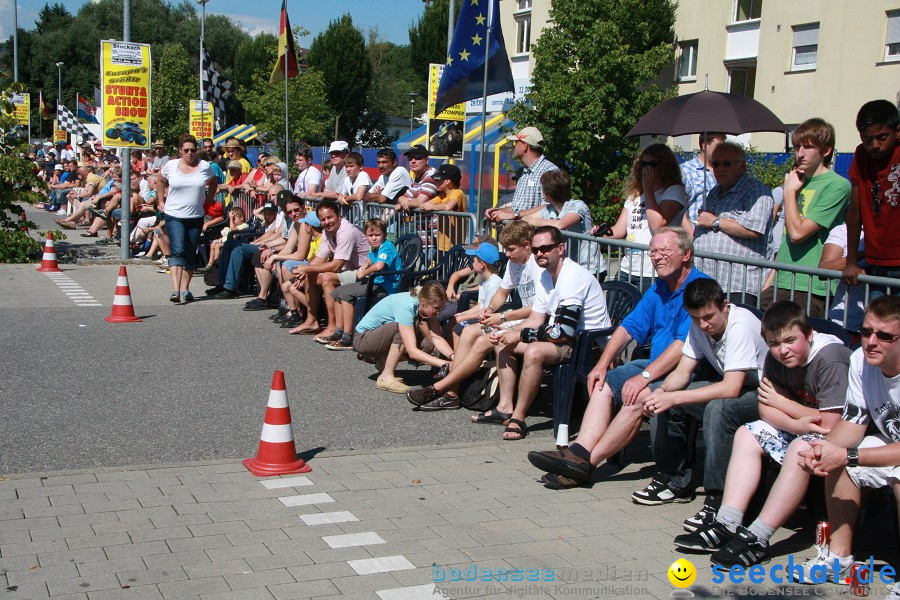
[620,267,711,361]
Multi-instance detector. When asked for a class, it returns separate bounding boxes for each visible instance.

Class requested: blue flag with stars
[435,0,514,116]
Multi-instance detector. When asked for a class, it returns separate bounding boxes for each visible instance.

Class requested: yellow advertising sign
[189,100,214,140]
[427,64,465,159]
[10,93,30,126]
[54,128,68,143]
[100,40,151,149]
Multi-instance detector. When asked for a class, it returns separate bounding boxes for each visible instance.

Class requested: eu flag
[435,0,515,116]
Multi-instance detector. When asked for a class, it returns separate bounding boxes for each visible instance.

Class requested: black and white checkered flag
[201,43,233,126]
[57,103,97,141]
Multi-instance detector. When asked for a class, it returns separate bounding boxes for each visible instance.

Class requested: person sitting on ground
[450,242,503,349]
[525,227,708,487]
[522,169,605,276]
[241,195,304,309]
[210,201,283,299]
[419,164,467,252]
[54,166,106,229]
[472,226,610,438]
[605,144,688,293]
[406,221,542,416]
[289,200,370,336]
[366,148,413,204]
[336,152,372,206]
[206,206,248,270]
[672,300,850,569]
[323,218,402,350]
[275,211,323,330]
[791,295,900,589]
[354,281,454,395]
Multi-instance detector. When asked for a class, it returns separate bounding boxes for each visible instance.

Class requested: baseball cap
[298,212,320,228]
[465,242,501,265]
[506,126,544,147]
[328,140,350,154]
[262,202,277,211]
[432,163,461,182]
[54,163,64,170]
[226,160,243,170]
[403,144,429,159]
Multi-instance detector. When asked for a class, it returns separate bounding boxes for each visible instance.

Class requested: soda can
[815,521,830,548]
[850,563,870,597]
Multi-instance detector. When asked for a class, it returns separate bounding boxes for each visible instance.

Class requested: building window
[728,67,756,98]
[887,10,900,62]
[733,0,762,22]
[677,40,698,81]
[514,0,532,55]
[791,23,819,71]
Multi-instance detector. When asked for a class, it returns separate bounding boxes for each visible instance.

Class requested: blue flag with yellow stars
[435,0,515,116]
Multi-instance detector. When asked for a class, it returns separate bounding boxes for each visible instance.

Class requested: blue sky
[6,0,429,46]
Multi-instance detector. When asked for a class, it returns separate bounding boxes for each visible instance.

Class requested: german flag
[269,0,299,84]
[39,91,51,120]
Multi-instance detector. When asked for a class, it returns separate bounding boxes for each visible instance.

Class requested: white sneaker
[55,209,67,215]
[789,544,853,585]
[154,257,168,267]
[885,583,900,600]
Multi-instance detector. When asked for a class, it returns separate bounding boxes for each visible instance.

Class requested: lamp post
[197,0,209,101]
[55,62,64,107]
[407,91,418,133]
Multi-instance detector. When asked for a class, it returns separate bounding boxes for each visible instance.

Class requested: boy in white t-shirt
[451,242,504,349]
[336,152,372,206]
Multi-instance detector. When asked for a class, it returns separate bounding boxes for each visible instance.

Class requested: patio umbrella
[626,90,786,138]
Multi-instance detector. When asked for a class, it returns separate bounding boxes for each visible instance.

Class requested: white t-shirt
[477,273,503,308]
[843,348,900,441]
[161,159,215,219]
[619,185,688,277]
[374,168,413,202]
[500,255,544,306]
[532,258,611,332]
[325,165,347,193]
[338,171,373,197]
[682,305,768,384]
[825,224,866,332]
[293,166,322,195]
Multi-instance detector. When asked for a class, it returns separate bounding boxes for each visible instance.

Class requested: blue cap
[299,212,320,227]
[465,242,500,265]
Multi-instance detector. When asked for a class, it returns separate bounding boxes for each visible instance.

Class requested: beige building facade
[500,0,900,152]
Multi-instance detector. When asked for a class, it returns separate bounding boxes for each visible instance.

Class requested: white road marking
[44,273,101,307]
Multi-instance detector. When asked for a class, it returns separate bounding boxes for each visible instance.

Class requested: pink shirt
[316,218,369,270]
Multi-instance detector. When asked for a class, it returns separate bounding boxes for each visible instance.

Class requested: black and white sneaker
[631,475,694,505]
[711,526,770,568]
[684,495,721,532]
[417,394,461,411]
[674,521,734,552]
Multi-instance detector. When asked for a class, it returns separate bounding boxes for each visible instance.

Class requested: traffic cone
[105,266,142,323]
[243,371,311,476]
[36,233,62,273]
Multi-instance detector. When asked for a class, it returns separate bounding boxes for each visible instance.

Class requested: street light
[407,91,418,133]
[55,62,64,108]
[196,0,209,101]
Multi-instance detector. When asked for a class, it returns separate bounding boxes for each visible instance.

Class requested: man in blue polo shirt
[528,226,710,491]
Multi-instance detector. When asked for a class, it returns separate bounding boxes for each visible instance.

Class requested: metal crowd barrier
[300,197,366,229]
[364,202,477,264]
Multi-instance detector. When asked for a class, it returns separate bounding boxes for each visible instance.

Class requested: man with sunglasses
[692,141,773,306]
[788,295,900,587]
[843,100,900,298]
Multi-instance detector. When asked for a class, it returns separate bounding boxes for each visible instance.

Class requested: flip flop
[291,325,321,335]
[502,418,528,441]
[471,409,512,425]
[314,332,339,344]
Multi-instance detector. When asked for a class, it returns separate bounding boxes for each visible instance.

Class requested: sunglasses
[711,160,738,168]
[182,147,197,153]
[639,160,659,168]
[858,326,900,343]
[531,243,561,255]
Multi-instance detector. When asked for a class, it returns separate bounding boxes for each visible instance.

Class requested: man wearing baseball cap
[398,144,438,212]
[485,126,558,223]
[319,140,350,200]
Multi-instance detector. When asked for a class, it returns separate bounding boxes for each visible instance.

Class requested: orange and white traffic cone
[105,266,142,323]
[243,371,311,476]
[36,233,62,273]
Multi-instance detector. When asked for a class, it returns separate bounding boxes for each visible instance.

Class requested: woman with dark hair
[605,143,687,292]
[159,133,218,303]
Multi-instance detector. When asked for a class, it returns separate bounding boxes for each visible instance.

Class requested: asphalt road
[1,204,555,474]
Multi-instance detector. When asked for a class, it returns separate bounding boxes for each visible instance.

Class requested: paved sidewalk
[0,438,873,600]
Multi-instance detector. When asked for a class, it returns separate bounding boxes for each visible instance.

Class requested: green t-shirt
[355,292,419,333]
[775,170,850,296]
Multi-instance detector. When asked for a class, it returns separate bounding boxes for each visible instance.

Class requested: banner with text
[427,64,465,159]
[7,93,30,143]
[189,100,214,140]
[53,121,67,143]
[100,40,151,149]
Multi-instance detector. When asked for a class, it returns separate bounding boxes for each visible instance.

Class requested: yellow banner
[428,64,465,121]
[54,128,67,143]
[427,64,465,159]
[100,40,152,149]
[10,93,30,127]
[189,100,214,140]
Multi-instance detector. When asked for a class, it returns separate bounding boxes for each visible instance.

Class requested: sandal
[540,473,582,490]
[80,232,98,238]
[293,325,322,335]
[314,331,340,344]
[376,376,410,394]
[502,418,528,441]
[55,218,76,230]
[471,409,512,425]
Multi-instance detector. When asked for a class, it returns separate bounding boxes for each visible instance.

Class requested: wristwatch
[513,209,521,220]
[847,447,859,467]
[641,370,652,382]
[500,311,508,323]
[712,218,721,232]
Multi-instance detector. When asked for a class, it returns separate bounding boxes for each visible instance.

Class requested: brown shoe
[527,447,592,481]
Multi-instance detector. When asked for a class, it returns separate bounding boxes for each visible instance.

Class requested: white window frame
[791,23,819,71]
[676,40,698,81]
[514,4,532,55]
[733,0,762,23]
[886,10,900,62]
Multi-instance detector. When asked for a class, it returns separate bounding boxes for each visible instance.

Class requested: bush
[0,229,42,263]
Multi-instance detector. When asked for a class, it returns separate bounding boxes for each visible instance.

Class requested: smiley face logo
[668,558,696,588]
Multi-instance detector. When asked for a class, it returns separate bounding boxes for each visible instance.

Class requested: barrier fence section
[363,203,478,264]
[300,197,366,230]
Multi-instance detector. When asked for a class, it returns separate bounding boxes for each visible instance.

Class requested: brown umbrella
[626,90,786,138]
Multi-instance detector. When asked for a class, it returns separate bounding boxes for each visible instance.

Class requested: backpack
[458,359,500,412]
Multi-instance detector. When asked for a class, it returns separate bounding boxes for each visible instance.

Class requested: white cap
[328,140,350,154]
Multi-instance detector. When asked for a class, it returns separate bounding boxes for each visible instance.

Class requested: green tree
[151,44,193,147]
[507,0,677,223]
[368,30,420,117]
[306,14,372,142]
[408,0,456,96]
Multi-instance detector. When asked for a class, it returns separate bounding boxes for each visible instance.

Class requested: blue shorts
[605,359,652,408]
[282,259,307,273]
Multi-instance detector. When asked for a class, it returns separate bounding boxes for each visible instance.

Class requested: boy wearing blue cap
[451,242,503,348]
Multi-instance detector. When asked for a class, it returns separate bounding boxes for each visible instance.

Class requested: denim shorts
[282,259,307,273]
[605,359,651,408]
[164,214,203,269]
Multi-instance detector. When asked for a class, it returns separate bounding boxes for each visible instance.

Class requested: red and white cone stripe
[37,235,62,273]
[243,371,311,476]
[105,266,142,323]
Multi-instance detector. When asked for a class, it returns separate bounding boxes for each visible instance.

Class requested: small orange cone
[36,233,62,273]
[105,266,142,323]
[244,371,311,476]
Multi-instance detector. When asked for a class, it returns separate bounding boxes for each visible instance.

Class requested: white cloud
[213,13,278,37]
[0,0,15,40]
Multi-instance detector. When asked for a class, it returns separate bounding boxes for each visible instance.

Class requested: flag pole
[283,0,290,160]
[475,0,493,222]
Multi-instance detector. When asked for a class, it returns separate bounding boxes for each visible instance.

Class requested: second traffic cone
[36,233,62,273]
[105,266,142,323]
[244,371,311,476]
